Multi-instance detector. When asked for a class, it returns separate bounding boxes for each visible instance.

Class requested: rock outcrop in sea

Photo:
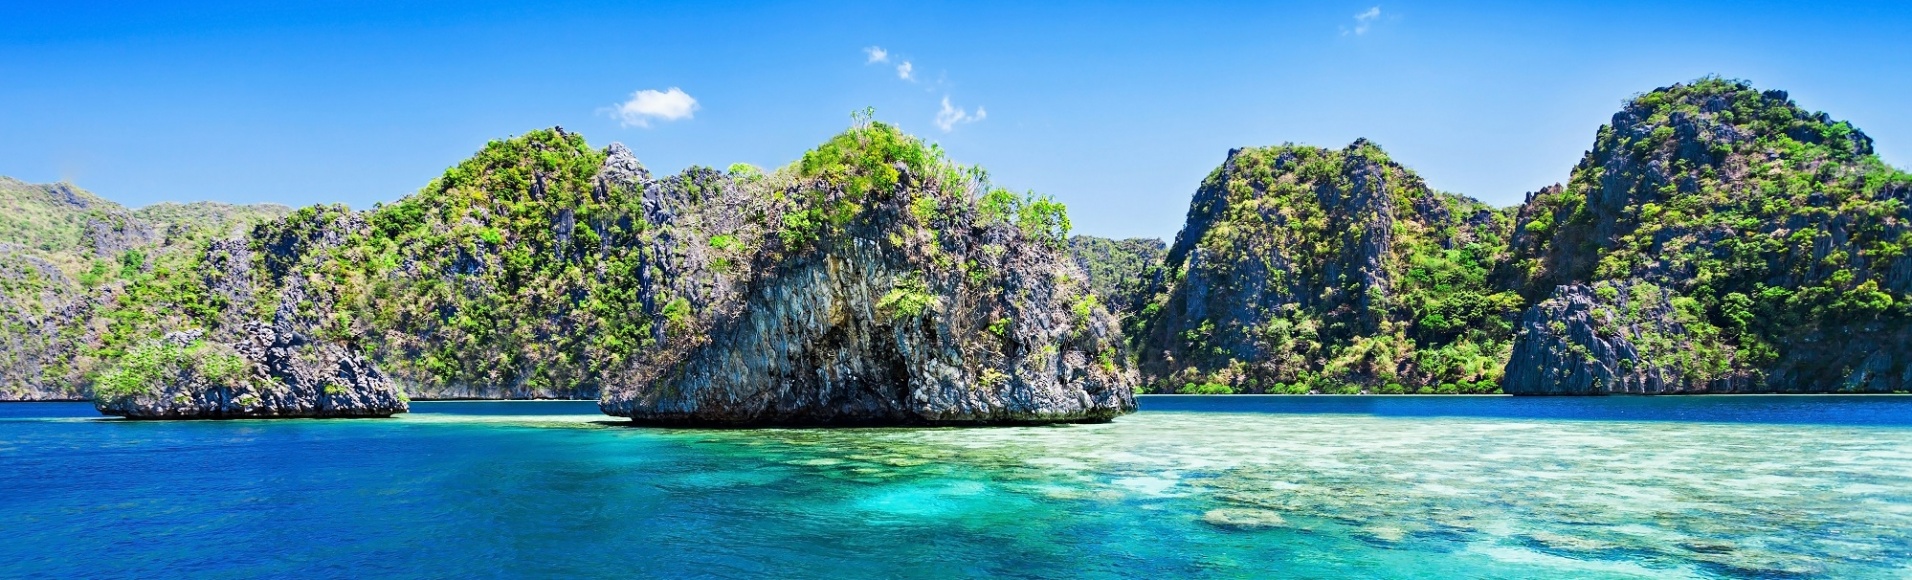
[1115,77,1911,395]
[1501,78,1912,393]
[93,324,405,419]
[597,122,1137,425]
[92,210,406,418]
[51,121,1135,422]
[1130,140,1517,394]
[0,177,290,401]
[11,77,1908,402]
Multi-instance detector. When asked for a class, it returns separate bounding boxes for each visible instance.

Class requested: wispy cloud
[1344,6,1381,35]
[863,49,982,130]
[933,96,985,132]
[607,87,698,128]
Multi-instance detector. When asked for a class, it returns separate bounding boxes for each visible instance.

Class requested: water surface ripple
[3,396,1909,578]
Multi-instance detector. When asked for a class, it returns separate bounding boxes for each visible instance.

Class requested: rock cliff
[0,177,289,401]
[15,78,1908,402]
[93,324,405,419]
[1502,78,1912,393]
[62,121,1134,422]
[598,122,1136,425]
[1503,281,1736,394]
[1121,77,1910,395]
[1132,141,1518,394]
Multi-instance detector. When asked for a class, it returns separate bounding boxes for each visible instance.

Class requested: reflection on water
[2,398,1909,578]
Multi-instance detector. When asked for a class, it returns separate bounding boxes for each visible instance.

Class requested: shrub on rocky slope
[1133,140,1519,394]
[1503,77,1912,393]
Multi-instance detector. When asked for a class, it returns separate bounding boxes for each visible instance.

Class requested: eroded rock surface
[94,324,405,419]
[599,123,1136,425]
[1504,78,1912,393]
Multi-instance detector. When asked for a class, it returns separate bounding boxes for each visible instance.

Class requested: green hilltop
[6,77,1910,404]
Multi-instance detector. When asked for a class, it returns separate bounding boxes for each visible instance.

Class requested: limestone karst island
[6,79,1905,420]
[6,2,1912,578]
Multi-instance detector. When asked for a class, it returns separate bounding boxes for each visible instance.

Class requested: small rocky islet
[0,77,1907,420]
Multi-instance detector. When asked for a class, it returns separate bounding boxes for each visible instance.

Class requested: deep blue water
[4,396,1911,578]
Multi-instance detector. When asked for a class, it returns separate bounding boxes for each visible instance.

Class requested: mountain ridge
[6,77,1908,406]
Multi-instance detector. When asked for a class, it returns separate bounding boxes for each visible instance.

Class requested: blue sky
[3,1,1909,240]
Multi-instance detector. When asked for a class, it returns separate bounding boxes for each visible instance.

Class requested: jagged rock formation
[1132,141,1518,394]
[65,122,1133,422]
[19,78,1909,402]
[1502,78,1912,394]
[1504,281,1737,394]
[74,130,655,403]
[93,324,405,419]
[1119,77,1911,395]
[0,177,289,400]
[598,122,1136,425]
[0,243,93,400]
[90,207,406,418]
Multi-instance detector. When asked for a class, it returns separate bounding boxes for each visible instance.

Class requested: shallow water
[3,396,1911,578]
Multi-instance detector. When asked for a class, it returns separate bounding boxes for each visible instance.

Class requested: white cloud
[864,46,889,64]
[934,96,985,132]
[896,61,915,81]
[1345,6,1381,35]
[608,87,698,128]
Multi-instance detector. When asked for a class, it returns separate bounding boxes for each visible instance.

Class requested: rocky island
[2,77,1907,410]
[1499,79,1911,393]
[1094,77,1910,395]
[595,120,1135,425]
[4,118,1136,421]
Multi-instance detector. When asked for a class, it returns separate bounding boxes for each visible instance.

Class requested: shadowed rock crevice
[599,122,1136,425]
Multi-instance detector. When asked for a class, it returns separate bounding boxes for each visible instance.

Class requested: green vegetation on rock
[9,77,1908,402]
[1503,77,1912,393]
[1132,140,1518,394]
[0,177,288,401]
[1068,236,1166,316]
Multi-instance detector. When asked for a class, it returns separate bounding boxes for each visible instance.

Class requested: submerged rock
[1201,508,1287,530]
[598,122,1137,425]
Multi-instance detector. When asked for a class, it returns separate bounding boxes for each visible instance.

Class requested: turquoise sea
[4,396,1911,578]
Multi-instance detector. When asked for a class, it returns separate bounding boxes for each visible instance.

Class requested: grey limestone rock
[1502,281,1741,394]
[94,320,405,419]
[599,132,1136,425]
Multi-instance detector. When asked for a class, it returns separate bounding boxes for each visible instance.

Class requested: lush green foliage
[1067,236,1166,331]
[783,121,942,247]
[93,338,252,403]
[1136,141,1519,393]
[877,276,939,319]
[329,128,632,394]
[1512,76,1912,384]
[76,119,1100,400]
[0,175,285,399]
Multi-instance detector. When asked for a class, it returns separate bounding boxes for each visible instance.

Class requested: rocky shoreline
[1,78,1907,419]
